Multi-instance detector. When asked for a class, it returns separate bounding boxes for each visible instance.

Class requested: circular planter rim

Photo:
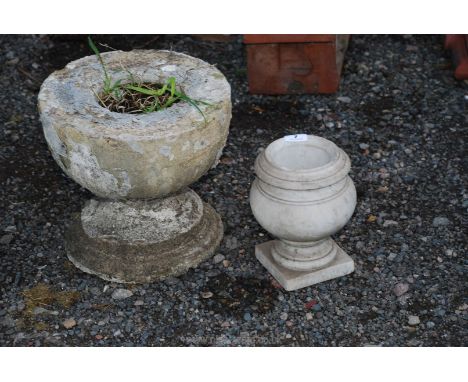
[38,49,231,139]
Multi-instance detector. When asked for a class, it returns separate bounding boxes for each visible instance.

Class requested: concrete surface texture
[250,135,356,290]
[38,50,231,199]
[66,190,223,283]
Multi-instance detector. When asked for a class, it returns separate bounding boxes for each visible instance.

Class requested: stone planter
[38,50,231,283]
[249,134,356,291]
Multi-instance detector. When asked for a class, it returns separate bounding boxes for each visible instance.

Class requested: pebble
[33,307,58,316]
[0,234,13,245]
[387,252,398,261]
[4,225,17,233]
[408,315,420,326]
[224,236,239,250]
[432,217,450,227]
[337,96,351,103]
[280,312,288,321]
[402,175,415,184]
[63,318,77,329]
[393,283,409,297]
[426,321,435,329]
[312,304,322,312]
[457,303,468,311]
[305,312,313,320]
[222,260,231,267]
[383,220,398,227]
[201,291,213,299]
[359,143,369,150]
[243,312,252,321]
[134,300,144,306]
[6,58,19,65]
[213,254,225,264]
[111,289,133,300]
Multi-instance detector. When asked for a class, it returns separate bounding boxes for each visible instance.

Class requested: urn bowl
[38,50,231,199]
[250,135,357,243]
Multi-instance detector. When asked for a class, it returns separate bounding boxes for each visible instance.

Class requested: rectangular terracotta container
[244,34,349,94]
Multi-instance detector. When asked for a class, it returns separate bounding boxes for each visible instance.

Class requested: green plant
[88,37,123,98]
[87,36,210,120]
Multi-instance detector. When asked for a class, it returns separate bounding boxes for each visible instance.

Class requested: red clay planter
[445,35,468,80]
[244,34,349,94]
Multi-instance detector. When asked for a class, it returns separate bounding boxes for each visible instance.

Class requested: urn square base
[255,240,354,291]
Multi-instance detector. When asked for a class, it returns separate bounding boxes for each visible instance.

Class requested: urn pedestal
[249,135,356,291]
[38,50,231,283]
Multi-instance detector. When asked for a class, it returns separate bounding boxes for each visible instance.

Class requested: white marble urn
[250,134,356,291]
[38,50,231,283]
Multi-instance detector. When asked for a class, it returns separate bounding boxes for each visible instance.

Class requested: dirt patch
[202,273,278,318]
[22,283,81,316]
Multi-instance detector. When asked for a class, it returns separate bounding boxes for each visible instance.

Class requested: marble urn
[250,134,356,291]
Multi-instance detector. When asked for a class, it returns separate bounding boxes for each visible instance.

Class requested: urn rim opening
[255,135,351,190]
[266,141,333,172]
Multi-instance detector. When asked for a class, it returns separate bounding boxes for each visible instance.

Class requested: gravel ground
[0,34,466,346]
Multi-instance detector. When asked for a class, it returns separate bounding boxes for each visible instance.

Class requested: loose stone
[408,315,420,326]
[426,321,435,329]
[201,291,213,299]
[432,217,450,227]
[388,252,398,261]
[111,289,133,300]
[224,236,239,250]
[0,234,13,245]
[213,254,225,264]
[337,96,351,103]
[393,283,409,297]
[63,318,77,329]
[33,307,58,316]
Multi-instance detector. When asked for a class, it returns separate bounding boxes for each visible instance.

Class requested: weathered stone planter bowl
[38,50,231,283]
[38,50,231,199]
[250,135,356,290]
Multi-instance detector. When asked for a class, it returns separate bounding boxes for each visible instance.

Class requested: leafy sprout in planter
[88,37,210,121]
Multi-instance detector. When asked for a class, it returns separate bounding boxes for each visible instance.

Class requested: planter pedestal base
[255,240,354,291]
[64,189,223,283]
